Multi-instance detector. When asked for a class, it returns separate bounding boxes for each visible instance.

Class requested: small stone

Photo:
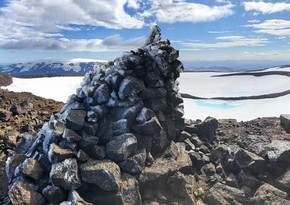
[178,131,191,142]
[121,173,142,205]
[119,149,146,174]
[140,87,167,100]
[204,183,247,205]
[79,159,121,191]
[15,134,35,154]
[8,182,45,205]
[93,84,110,104]
[225,173,239,188]
[16,158,43,180]
[251,183,289,205]
[91,145,106,160]
[184,138,195,151]
[0,109,11,122]
[67,190,92,205]
[112,119,130,135]
[136,107,155,124]
[6,154,27,178]
[83,122,98,135]
[106,133,138,162]
[209,145,229,163]
[201,163,216,177]
[42,185,67,204]
[237,135,271,157]
[195,116,218,142]
[167,172,195,198]
[276,167,290,190]
[265,140,290,163]
[132,117,162,135]
[238,169,261,189]
[63,128,82,142]
[0,161,8,200]
[65,109,86,131]
[48,143,75,163]
[79,136,99,153]
[50,158,81,190]
[280,114,290,133]
[234,148,266,174]
[145,97,168,112]
[77,149,89,162]
[118,76,145,100]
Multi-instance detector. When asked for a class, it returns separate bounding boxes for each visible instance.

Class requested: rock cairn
[2,26,188,204]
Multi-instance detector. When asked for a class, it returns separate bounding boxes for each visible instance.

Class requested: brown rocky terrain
[0,89,64,161]
[0,73,13,87]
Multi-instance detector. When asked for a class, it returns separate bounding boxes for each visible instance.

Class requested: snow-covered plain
[3,68,290,121]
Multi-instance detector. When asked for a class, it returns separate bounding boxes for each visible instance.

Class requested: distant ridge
[0,59,106,77]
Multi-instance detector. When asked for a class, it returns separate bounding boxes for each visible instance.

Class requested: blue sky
[0,0,290,64]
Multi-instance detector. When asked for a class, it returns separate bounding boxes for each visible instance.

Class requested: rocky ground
[0,89,64,161]
[0,73,12,87]
[1,88,290,204]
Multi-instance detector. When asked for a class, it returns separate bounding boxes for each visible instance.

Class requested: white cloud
[126,0,141,9]
[216,0,232,4]
[248,20,260,23]
[0,0,144,39]
[179,35,268,49]
[141,0,234,23]
[246,19,290,36]
[244,1,290,14]
[1,35,146,51]
[0,0,146,51]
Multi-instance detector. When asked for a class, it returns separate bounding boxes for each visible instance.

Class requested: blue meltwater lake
[195,100,244,109]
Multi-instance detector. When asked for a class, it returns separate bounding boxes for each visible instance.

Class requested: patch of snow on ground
[3,77,82,102]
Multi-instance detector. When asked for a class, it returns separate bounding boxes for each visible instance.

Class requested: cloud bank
[0,0,235,51]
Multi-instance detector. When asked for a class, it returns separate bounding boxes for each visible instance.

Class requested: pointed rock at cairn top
[144,25,161,46]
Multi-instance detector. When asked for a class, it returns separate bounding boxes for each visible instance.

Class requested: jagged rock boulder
[2,25,186,204]
[250,183,290,205]
[280,114,290,133]
[204,182,249,205]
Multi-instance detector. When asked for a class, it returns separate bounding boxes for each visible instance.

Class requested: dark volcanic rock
[234,148,266,173]
[0,109,11,122]
[250,183,290,205]
[8,182,46,205]
[280,114,290,133]
[16,158,44,180]
[119,149,146,174]
[237,135,271,157]
[204,182,248,205]
[106,133,138,162]
[65,109,86,131]
[0,161,8,200]
[276,168,290,190]
[265,139,290,163]
[6,154,27,178]
[50,158,81,190]
[42,185,67,204]
[193,117,218,142]
[121,173,142,205]
[48,143,75,163]
[79,159,121,191]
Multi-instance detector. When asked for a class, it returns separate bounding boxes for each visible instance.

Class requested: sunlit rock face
[3,25,187,204]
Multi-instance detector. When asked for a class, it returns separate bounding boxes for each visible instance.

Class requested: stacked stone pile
[2,26,190,204]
